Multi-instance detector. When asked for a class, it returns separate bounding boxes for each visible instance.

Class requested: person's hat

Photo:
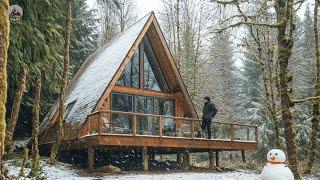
[204,96,210,101]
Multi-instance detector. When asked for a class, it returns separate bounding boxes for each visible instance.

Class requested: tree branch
[292,96,320,104]
[215,21,285,33]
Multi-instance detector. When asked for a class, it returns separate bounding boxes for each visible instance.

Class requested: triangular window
[116,35,169,92]
[116,49,139,88]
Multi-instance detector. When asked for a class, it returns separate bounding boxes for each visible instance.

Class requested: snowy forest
[0,0,319,179]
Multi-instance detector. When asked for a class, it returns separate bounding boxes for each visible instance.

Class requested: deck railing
[84,110,258,143]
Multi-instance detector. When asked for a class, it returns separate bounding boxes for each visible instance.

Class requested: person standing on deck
[201,96,218,139]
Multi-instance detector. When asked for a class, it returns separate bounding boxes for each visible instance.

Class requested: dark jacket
[202,102,218,121]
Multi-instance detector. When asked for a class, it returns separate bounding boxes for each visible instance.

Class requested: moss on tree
[4,67,28,155]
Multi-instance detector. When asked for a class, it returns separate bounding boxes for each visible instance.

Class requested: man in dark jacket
[201,96,218,139]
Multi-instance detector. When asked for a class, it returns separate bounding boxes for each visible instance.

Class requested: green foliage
[6,0,99,137]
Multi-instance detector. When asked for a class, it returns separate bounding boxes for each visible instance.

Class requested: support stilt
[241,150,245,163]
[87,146,94,171]
[142,147,148,171]
[182,150,190,170]
[177,153,183,165]
[215,151,219,167]
[209,150,214,169]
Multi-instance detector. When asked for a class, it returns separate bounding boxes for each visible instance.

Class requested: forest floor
[4,157,319,180]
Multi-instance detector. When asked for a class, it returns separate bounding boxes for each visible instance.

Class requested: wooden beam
[142,147,149,171]
[112,85,175,99]
[87,146,94,171]
[95,135,258,151]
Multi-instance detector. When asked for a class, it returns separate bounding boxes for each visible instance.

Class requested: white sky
[86,0,163,18]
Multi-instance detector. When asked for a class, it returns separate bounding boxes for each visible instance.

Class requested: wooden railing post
[230,124,235,141]
[255,126,258,143]
[98,111,102,135]
[132,115,137,136]
[159,116,163,137]
[88,117,91,135]
[246,127,250,141]
[191,120,194,139]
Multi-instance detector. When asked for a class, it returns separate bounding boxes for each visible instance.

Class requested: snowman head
[267,149,286,163]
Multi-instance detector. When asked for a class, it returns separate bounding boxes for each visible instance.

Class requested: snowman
[261,149,294,180]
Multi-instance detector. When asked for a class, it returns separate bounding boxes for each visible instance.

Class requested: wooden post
[142,147,148,171]
[87,146,94,171]
[215,151,219,167]
[255,126,259,143]
[209,150,214,169]
[246,128,250,141]
[132,115,137,136]
[98,111,101,134]
[177,153,183,165]
[191,120,194,139]
[241,150,246,163]
[230,124,235,141]
[88,117,91,134]
[183,150,190,170]
[159,116,163,137]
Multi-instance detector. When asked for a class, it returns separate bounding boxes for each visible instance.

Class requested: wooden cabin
[39,12,258,171]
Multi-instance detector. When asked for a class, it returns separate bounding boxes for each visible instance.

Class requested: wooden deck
[74,110,259,170]
[79,110,258,151]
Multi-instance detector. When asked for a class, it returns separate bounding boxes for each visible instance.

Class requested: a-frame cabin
[40,12,258,170]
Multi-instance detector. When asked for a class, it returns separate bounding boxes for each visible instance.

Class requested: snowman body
[261,163,294,180]
[261,149,294,180]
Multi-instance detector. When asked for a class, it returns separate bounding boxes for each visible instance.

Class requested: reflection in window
[144,52,161,91]
[111,93,133,134]
[143,36,170,92]
[116,49,139,88]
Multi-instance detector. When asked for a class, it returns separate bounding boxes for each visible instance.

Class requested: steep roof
[40,12,198,141]
[40,13,152,138]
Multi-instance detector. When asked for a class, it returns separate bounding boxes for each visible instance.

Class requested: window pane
[111,93,133,134]
[116,49,139,88]
[163,100,175,135]
[144,52,161,91]
[111,93,133,112]
[143,36,170,92]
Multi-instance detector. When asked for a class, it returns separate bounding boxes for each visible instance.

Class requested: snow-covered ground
[5,160,318,180]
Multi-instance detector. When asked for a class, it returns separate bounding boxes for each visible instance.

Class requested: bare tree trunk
[49,0,72,164]
[19,148,28,177]
[4,67,28,154]
[275,0,300,179]
[0,0,9,178]
[29,73,41,178]
[305,0,320,174]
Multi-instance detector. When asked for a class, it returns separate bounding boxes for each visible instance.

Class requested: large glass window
[110,92,175,135]
[144,52,161,91]
[116,49,139,88]
[116,36,170,92]
[143,37,169,92]
[111,93,133,134]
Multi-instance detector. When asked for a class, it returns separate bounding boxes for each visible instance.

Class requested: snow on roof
[40,13,153,138]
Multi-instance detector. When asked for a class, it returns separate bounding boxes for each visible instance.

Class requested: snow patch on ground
[5,160,318,180]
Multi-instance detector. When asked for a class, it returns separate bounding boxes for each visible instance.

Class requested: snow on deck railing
[83,110,258,143]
